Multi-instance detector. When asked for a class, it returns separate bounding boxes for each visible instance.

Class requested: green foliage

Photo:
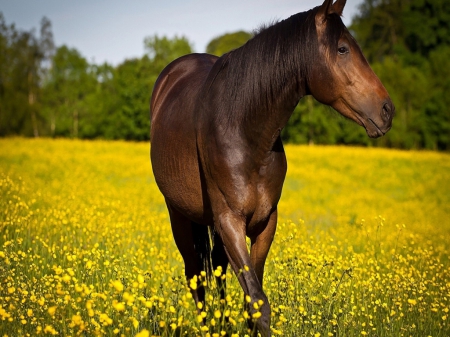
[144,35,192,73]
[109,57,153,140]
[347,0,450,150]
[0,13,45,137]
[41,45,96,138]
[206,31,252,56]
[0,18,193,140]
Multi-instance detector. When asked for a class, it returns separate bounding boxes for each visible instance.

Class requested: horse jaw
[332,97,393,138]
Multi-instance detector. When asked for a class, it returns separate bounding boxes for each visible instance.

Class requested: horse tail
[191,222,214,280]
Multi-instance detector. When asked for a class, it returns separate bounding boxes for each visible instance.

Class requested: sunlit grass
[1,138,449,336]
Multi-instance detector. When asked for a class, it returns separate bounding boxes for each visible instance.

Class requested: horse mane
[217,6,346,124]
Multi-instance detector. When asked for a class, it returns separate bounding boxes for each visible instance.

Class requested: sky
[0,0,363,66]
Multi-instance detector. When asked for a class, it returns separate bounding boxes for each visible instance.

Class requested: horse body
[150,1,394,336]
[151,51,293,229]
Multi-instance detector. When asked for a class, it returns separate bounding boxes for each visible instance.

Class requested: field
[1,138,449,336]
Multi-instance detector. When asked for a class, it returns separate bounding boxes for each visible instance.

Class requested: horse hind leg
[167,204,211,304]
[211,232,229,299]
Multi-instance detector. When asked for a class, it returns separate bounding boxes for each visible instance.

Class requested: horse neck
[223,12,312,154]
[240,76,306,157]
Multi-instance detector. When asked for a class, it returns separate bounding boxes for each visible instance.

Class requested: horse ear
[316,0,347,25]
[332,0,347,16]
[316,0,334,25]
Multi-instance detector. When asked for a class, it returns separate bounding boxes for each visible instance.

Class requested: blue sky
[0,0,362,65]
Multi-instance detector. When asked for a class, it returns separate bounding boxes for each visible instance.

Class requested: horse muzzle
[365,99,395,138]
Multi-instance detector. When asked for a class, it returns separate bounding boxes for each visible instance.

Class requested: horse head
[307,0,394,138]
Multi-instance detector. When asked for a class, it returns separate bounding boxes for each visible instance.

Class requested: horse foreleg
[250,209,277,286]
[216,211,271,337]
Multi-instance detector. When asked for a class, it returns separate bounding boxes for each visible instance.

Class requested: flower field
[1,138,449,336]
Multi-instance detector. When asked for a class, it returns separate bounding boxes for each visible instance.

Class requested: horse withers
[150,0,394,336]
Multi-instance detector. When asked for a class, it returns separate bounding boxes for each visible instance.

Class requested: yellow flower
[252,312,262,319]
[111,280,124,292]
[189,276,198,290]
[71,314,83,325]
[135,329,150,337]
[44,324,58,335]
[99,313,113,326]
[137,274,145,284]
[48,306,57,316]
[407,299,417,305]
[113,300,125,312]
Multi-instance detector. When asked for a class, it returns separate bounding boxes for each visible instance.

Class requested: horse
[150,0,394,335]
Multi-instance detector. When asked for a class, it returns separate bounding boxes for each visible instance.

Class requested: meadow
[0,138,449,336]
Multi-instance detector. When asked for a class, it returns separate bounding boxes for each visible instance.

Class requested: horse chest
[248,162,286,227]
[210,150,287,230]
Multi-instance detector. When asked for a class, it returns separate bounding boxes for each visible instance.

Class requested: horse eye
[338,46,349,55]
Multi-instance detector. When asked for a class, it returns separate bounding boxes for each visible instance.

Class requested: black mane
[218,6,346,123]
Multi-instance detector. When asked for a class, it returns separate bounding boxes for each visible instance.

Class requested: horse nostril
[382,101,394,121]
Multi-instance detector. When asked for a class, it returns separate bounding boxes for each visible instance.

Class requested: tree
[144,35,192,75]
[0,14,55,137]
[107,56,153,140]
[42,45,95,138]
[350,0,405,63]
[402,0,450,58]
[80,62,120,139]
[0,15,42,137]
[206,31,252,56]
[350,0,450,150]
[283,97,342,145]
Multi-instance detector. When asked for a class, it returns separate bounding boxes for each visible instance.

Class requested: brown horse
[150,0,394,335]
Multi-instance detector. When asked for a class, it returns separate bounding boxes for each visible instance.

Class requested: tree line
[1,0,449,150]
